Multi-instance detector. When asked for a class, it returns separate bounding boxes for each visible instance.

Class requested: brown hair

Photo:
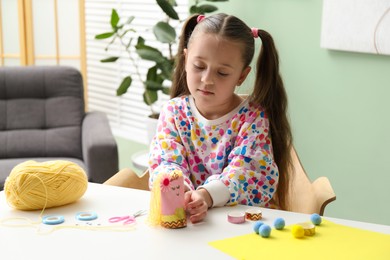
[171,13,293,210]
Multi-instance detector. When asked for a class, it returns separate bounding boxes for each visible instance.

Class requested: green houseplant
[95,0,228,118]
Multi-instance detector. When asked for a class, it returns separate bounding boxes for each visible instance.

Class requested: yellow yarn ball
[291,224,305,238]
[4,160,88,210]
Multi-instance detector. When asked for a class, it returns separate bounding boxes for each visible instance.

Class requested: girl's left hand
[184,189,210,223]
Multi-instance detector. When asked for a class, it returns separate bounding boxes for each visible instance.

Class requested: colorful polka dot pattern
[149,96,278,207]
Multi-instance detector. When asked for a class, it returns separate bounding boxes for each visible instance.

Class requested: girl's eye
[218,72,229,77]
[193,64,204,70]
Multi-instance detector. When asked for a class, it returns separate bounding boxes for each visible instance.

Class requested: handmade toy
[148,170,187,228]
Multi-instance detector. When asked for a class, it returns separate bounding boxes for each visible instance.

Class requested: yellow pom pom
[4,160,88,210]
[291,224,305,238]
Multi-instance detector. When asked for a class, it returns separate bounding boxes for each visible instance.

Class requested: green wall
[117,0,390,225]
[116,136,148,176]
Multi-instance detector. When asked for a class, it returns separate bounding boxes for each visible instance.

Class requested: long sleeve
[148,98,194,190]
[203,108,278,207]
[148,96,279,208]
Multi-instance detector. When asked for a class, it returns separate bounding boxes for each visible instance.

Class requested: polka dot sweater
[149,95,278,208]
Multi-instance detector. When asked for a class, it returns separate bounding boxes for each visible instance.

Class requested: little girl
[148,13,293,224]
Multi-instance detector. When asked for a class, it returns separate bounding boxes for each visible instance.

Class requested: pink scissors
[108,210,146,225]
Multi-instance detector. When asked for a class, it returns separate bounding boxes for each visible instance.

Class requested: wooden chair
[104,147,336,216]
[287,147,336,215]
[104,168,150,191]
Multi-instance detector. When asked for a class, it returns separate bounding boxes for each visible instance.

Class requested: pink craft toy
[148,170,187,229]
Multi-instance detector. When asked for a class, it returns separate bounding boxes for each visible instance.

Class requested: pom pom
[310,213,322,225]
[253,221,264,234]
[259,224,271,238]
[274,217,285,230]
[291,224,305,238]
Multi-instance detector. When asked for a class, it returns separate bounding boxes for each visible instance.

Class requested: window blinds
[84,0,188,144]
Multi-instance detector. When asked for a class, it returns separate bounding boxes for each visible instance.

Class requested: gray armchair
[0,65,119,190]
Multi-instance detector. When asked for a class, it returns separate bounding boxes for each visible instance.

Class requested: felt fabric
[209,220,390,259]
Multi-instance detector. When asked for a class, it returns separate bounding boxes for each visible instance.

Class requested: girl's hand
[184,189,212,223]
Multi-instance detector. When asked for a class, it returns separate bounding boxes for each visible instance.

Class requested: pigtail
[171,14,199,98]
[252,30,293,210]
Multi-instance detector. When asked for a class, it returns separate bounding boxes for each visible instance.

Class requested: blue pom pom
[311,213,322,225]
[253,221,264,234]
[274,217,285,230]
[259,224,271,238]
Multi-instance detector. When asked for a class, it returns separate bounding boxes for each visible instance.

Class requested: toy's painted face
[160,173,185,215]
[165,177,184,208]
[167,178,184,203]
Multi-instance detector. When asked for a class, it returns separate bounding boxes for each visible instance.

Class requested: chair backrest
[104,168,150,191]
[287,147,336,215]
[0,66,85,159]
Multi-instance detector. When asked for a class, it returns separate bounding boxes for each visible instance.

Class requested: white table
[1,183,389,260]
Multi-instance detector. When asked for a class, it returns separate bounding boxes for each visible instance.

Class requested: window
[0,0,86,96]
[85,0,189,144]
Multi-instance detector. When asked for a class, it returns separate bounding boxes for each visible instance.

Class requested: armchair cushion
[0,65,83,159]
[0,66,118,190]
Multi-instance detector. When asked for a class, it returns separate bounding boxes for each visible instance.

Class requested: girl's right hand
[184,189,211,223]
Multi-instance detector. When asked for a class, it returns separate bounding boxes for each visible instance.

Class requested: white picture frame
[321,0,390,56]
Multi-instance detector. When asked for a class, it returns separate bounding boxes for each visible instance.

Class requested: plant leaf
[100,56,120,63]
[168,0,177,6]
[116,76,132,96]
[137,36,146,46]
[156,0,179,20]
[143,89,158,105]
[196,4,218,14]
[110,9,120,28]
[157,59,173,79]
[136,48,164,63]
[189,5,198,15]
[125,16,135,24]
[145,80,164,91]
[95,32,115,39]
[162,86,171,95]
[153,22,176,44]
[146,66,158,81]
[135,44,165,63]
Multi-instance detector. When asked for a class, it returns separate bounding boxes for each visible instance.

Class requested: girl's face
[184,32,251,119]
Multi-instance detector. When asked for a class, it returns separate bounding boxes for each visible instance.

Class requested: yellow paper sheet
[209,220,390,260]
